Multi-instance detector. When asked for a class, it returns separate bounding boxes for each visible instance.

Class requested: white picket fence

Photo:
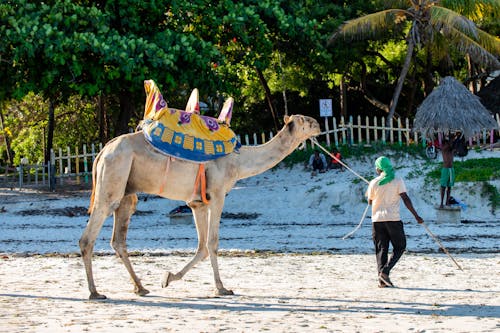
[2,114,499,190]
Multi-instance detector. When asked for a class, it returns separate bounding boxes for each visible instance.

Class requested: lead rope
[311,138,462,270]
[310,138,370,239]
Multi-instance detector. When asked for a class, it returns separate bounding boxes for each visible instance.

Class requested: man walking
[366,156,423,288]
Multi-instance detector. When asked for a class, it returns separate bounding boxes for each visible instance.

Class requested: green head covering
[375,156,395,186]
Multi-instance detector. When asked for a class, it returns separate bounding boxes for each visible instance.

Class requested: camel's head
[284,114,321,140]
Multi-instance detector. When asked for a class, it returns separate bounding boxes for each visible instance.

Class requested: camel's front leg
[111,194,150,296]
[162,203,209,288]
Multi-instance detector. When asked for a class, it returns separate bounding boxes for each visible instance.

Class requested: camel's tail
[88,150,103,215]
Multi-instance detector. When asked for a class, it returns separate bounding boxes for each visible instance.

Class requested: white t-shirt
[366,176,407,222]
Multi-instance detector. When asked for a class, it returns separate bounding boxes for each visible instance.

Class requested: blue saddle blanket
[142,110,240,162]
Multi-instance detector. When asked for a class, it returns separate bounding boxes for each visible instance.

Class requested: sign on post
[319,99,332,146]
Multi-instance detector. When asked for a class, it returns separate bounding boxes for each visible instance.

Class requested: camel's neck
[235,127,301,180]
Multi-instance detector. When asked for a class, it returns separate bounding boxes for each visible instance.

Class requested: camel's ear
[218,97,234,125]
[284,115,290,124]
[185,88,200,114]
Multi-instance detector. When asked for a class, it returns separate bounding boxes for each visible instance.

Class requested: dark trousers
[372,221,406,275]
[312,159,324,171]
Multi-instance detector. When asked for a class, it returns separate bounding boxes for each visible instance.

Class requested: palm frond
[440,0,500,21]
[430,6,479,39]
[383,0,412,9]
[475,29,500,55]
[442,25,500,68]
[329,9,410,42]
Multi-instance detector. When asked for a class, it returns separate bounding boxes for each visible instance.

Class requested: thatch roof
[413,76,499,138]
[477,75,500,115]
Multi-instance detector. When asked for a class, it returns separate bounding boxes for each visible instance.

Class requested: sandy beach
[1,253,499,332]
[1,148,498,332]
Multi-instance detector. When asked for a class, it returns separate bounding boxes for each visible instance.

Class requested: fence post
[490,129,494,150]
[18,164,23,188]
[76,146,80,184]
[365,116,370,145]
[83,144,89,184]
[333,117,339,147]
[66,146,71,176]
[389,118,394,144]
[58,148,63,185]
[50,149,56,191]
[324,117,331,147]
[397,118,402,146]
[357,115,362,145]
[381,117,386,144]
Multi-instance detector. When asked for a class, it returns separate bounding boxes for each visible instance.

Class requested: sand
[0,253,498,333]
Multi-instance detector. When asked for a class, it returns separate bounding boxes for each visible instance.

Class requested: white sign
[319,99,332,117]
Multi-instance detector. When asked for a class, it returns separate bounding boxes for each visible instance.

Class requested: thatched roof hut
[413,76,499,138]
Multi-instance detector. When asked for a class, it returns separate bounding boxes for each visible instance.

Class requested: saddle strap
[193,164,210,204]
[158,156,172,194]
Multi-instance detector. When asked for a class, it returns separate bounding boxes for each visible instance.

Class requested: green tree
[330,0,500,126]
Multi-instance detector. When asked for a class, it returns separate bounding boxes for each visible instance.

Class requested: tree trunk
[256,67,279,132]
[116,90,134,136]
[97,93,109,143]
[0,104,13,165]
[423,45,435,96]
[340,75,347,118]
[45,100,55,164]
[386,24,416,128]
[278,53,289,117]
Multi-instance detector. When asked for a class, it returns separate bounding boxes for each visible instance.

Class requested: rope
[341,203,370,240]
[311,138,369,184]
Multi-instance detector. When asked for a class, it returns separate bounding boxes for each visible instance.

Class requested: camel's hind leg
[162,203,209,288]
[79,205,114,300]
[111,194,150,296]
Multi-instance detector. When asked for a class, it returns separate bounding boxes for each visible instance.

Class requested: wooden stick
[422,222,463,270]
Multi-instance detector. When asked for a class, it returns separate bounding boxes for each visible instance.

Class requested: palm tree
[330,0,500,126]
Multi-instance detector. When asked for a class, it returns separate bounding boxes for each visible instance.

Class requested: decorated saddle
[141,80,240,162]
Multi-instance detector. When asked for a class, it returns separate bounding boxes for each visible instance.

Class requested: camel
[79,114,320,300]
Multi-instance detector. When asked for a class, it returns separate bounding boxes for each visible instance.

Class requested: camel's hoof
[89,292,107,300]
[161,272,172,288]
[216,288,234,296]
[135,287,150,296]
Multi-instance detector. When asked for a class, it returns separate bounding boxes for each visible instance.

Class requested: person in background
[440,136,455,208]
[308,150,326,176]
[328,147,344,171]
[366,156,423,288]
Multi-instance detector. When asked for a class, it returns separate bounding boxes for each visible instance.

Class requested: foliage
[1,0,499,165]
[0,93,99,164]
[426,157,500,182]
[481,182,499,212]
